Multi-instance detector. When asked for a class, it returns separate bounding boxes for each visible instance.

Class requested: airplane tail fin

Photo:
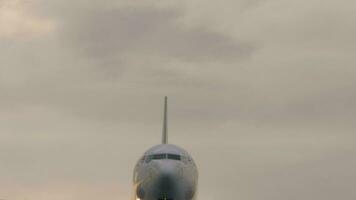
[162,96,168,144]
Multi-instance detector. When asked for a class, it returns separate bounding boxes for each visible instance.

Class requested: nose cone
[151,161,182,199]
[158,161,181,176]
[158,172,175,193]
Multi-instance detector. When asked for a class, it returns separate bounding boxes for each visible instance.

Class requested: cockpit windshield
[145,153,181,163]
[167,154,181,160]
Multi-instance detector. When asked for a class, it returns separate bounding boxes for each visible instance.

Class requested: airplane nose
[158,172,175,192]
[151,161,182,179]
[150,162,182,199]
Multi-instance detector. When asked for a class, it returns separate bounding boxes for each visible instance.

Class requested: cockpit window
[152,154,166,160]
[145,153,182,163]
[167,154,181,160]
[145,154,164,163]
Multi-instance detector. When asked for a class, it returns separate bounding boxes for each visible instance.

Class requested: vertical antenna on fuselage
[162,96,168,144]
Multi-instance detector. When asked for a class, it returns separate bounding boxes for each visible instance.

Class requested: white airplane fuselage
[133,144,198,200]
[132,97,198,200]
[134,144,198,200]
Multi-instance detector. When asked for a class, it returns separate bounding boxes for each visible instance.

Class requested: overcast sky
[1,0,356,200]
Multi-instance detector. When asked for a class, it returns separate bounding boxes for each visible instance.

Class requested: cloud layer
[1,0,356,200]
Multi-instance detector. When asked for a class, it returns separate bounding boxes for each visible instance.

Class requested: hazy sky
[1,0,356,200]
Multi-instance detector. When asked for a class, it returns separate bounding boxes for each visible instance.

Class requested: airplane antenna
[162,96,168,144]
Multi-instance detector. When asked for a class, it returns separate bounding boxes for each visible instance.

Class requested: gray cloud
[1,0,356,200]
[60,6,254,63]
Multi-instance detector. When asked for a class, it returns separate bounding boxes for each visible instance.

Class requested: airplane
[132,97,198,200]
